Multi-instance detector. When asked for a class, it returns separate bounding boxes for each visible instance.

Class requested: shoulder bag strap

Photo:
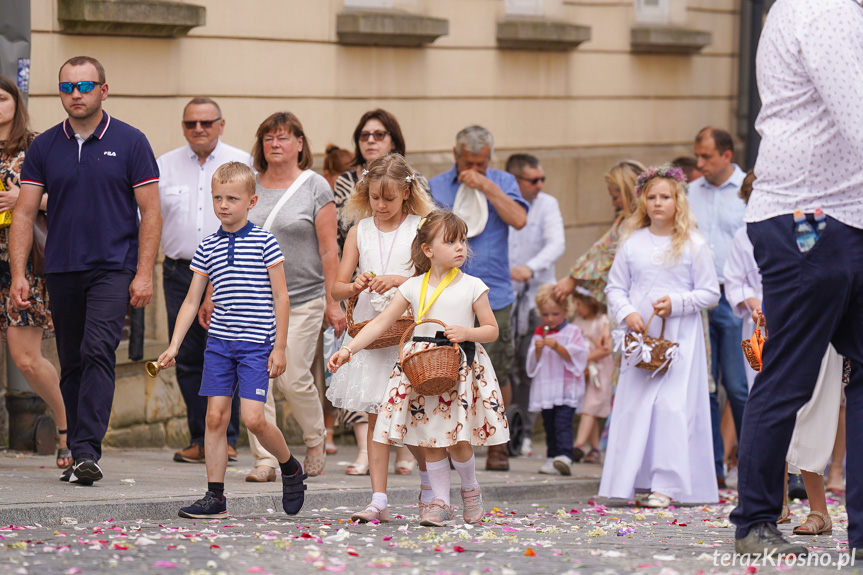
[261,169,315,232]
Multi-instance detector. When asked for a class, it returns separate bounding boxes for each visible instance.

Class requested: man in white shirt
[688,127,748,489]
[729,0,863,559]
[506,154,565,458]
[157,98,254,464]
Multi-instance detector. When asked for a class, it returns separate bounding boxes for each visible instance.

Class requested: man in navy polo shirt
[429,125,528,471]
[10,55,162,485]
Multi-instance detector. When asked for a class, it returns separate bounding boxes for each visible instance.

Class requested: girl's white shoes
[553,455,573,475]
[644,492,672,508]
[539,459,560,475]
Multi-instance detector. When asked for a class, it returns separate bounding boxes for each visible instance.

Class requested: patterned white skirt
[373,341,510,448]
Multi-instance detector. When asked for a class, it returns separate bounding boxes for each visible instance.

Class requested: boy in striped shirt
[158,162,306,518]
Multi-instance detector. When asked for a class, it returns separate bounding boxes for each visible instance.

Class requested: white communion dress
[599,229,720,504]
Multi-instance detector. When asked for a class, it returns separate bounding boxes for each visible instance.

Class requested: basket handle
[642,311,667,339]
[346,293,358,330]
[398,318,459,363]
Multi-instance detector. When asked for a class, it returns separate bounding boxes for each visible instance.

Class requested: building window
[505,0,544,17]
[635,0,670,24]
[343,0,394,8]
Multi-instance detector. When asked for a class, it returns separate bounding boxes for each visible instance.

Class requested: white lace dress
[326,214,420,413]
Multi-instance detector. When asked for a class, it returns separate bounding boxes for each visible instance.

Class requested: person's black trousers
[542,405,575,460]
[730,215,863,549]
[46,269,134,460]
[163,257,240,448]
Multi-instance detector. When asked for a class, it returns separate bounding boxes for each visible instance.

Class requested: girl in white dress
[327,154,435,523]
[329,211,508,527]
[600,166,720,508]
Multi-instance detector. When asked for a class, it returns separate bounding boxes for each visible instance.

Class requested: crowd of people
[1,0,861,556]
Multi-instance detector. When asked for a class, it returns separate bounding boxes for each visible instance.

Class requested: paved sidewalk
[0,444,601,526]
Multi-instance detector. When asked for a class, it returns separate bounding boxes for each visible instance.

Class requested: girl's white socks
[370,492,388,510]
[418,470,435,503]
[451,454,478,491]
[426,458,452,505]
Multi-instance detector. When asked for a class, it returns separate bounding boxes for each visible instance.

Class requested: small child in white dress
[327,154,435,523]
[329,210,508,527]
[600,165,720,508]
[526,285,589,476]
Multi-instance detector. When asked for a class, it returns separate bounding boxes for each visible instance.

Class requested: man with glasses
[11,55,161,484]
[429,125,529,471]
[505,154,565,459]
[157,97,253,465]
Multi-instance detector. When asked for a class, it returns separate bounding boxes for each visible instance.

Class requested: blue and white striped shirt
[191,221,285,344]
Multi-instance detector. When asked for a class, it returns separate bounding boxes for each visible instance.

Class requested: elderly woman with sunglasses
[332,109,424,477]
[0,75,69,468]
[227,112,343,480]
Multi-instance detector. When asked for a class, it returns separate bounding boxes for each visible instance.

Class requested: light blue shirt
[429,165,529,310]
[687,164,747,283]
[509,191,565,312]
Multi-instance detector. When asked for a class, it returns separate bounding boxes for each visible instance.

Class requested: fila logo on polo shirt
[103,150,116,157]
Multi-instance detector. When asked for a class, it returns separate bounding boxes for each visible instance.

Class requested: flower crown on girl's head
[634,164,688,197]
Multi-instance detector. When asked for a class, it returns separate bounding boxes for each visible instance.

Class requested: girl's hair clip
[417,217,428,230]
[359,168,370,184]
[574,285,594,299]
[405,173,417,184]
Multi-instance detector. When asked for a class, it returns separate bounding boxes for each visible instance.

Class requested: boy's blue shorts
[200,337,272,402]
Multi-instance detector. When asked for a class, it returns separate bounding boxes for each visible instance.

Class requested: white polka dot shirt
[746,0,863,228]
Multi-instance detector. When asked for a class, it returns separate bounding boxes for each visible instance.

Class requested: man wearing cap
[429,125,528,471]
[157,97,253,465]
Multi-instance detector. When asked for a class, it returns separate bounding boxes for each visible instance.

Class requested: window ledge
[630,25,712,55]
[497,17,591,51]
[58,0,206,37]
[336,9,449,47]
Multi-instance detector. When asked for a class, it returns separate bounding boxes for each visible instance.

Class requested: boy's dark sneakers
[178,491,227,519]
[70,456,103,485]
[282,467,308,515]
[60,465,74,482]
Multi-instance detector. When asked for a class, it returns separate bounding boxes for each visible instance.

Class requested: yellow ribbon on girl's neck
[417,268,459,322]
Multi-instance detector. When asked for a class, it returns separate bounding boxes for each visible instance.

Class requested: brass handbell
[145,361,161,378]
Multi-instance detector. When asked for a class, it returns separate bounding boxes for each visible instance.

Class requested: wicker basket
[399,318,462,396]
[346,293,415,350]
[741,320,766,372]
[623,312,679,374]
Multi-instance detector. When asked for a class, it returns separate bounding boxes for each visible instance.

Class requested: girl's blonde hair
[623,173,695,264]
[605,160,646,218]
[535,284,573,316]
[410,210,469,276]
[342,154,436,225]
